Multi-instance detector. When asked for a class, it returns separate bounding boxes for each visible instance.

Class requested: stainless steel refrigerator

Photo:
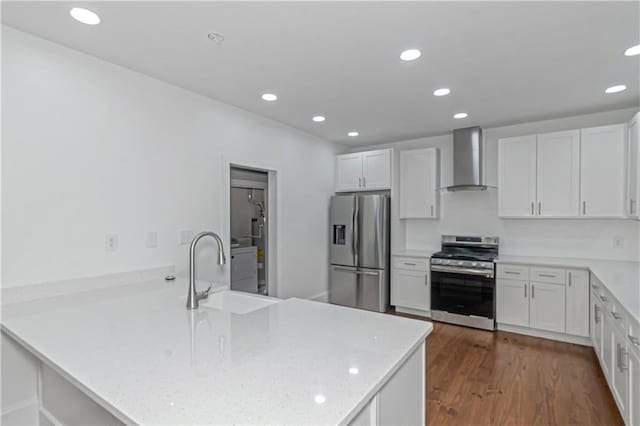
[329,194,390,312]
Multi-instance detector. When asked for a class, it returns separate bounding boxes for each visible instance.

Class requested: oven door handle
[431,265,494,278]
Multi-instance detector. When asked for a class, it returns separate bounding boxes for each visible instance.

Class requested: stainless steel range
[430,235,499,331]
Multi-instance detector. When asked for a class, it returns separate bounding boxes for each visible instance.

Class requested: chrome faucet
[186,231,227,310]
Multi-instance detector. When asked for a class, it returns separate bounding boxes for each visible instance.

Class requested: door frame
[224,159,278,298]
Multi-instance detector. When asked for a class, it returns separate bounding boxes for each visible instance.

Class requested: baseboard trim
[395,306,431,318]
[497,323,591,346]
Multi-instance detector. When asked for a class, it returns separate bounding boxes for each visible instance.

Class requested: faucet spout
[186,231,227,310]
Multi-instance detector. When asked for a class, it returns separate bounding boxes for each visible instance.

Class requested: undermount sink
[199,290,279,314]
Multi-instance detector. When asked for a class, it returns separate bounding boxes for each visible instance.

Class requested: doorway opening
[230,166,269,295]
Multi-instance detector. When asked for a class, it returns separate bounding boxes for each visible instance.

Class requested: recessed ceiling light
[605,85,627,94]
[312,116,326,122]
[314,394,326,404]
[261,93,277,101]
[453,112,468,119]
[433,88,450,97]
[348,131,359,137]
[349,367,359,375]
[624,44,640,56]
[400,49,421,61]
[69,8,100,25]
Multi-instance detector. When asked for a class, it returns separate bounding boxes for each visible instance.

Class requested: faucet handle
[196,284,213,301]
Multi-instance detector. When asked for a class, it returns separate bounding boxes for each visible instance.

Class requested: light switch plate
[105,234,118,252]
[613,236,624,249]
[146,232,158,248]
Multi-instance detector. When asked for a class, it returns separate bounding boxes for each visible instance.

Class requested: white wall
[356,108,640,261]
[1,26,339,299]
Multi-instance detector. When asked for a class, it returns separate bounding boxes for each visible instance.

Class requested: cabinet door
[530,282,565,333]
[612,331,628,418]
[536,130,580,217]
[498,135,537,217]
[496,279,529,327]
[362,149,392,190]
[628,113,640,218]
[391,269,429,311]
[603,311,613,380]
[591,291,603,358]
[399,148,439,219]
[335,153,363,192]
[628,349,640,426]
[580,124,626,217]
[566,269,589,337]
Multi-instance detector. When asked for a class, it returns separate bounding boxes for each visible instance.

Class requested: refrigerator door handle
[333,267,379,276]
[353,196,359,266]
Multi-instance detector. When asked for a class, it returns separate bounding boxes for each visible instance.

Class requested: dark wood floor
[394,313,623,426]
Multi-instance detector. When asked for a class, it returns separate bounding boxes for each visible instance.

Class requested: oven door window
[431,271,494,319]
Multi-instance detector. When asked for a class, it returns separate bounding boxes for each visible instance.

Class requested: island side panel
[1,331,39,424]
[377,340,426,425]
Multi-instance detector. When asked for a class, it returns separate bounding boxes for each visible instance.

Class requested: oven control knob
[471,262,478,267]
[443,260,450,265]
[457,261,464,266]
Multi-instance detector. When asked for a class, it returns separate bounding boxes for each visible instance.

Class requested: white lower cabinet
[628,349,640,426]
[496,264,585,336]
[529,282,565,333]
[391,269,429,311]
[612,329,629,419]
[591,289,603,358]
[391,255,430,314]
[496,279,529,327]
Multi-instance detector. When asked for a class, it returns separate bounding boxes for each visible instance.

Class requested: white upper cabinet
[399,148,440,219]
[499,123,629,219]
[362,149,392,190]
[498,135,537,217]
[536,130,580,217]
[335,153,364,192]
[335,149,392,192]
[580,124,627,218]
[628,112,640,218]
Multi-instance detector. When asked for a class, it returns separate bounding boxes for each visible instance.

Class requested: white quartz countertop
[495,255,640,322]
[1,279,432,425]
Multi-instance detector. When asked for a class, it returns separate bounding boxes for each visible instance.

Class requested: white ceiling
[2,1,639,146]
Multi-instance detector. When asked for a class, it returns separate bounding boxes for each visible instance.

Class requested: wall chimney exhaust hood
[446,126,487,191]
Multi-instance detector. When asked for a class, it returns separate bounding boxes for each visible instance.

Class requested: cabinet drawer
[393,257,429,271]
[496,264,529,280]
[531,267,565,285]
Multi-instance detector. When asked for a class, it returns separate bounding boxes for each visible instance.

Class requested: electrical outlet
[105,234,118,252]
[179,230,193,245]
[146,232,158,248]
[613,236,624,249]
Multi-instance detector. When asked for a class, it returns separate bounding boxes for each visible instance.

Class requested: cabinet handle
[531,202,535,215]
[582,201,587,215]
[538,273,557,278]
[611,311,623,320]
[403,262,417,266]
[629,335,640,346]
[599,295,608,302]
[630,198,636,215]
[538,202,541,215]
[425,275,429,287]
[568,272,572,286]
[591,284,598,290]
[531,284,535,299]
[594,305,600,324]
[431,205,434,217]
[358,177,362,187]
[524,284,527,298]
[504,271,520,275]
[617,343,629,372]
[362,176,366,187]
